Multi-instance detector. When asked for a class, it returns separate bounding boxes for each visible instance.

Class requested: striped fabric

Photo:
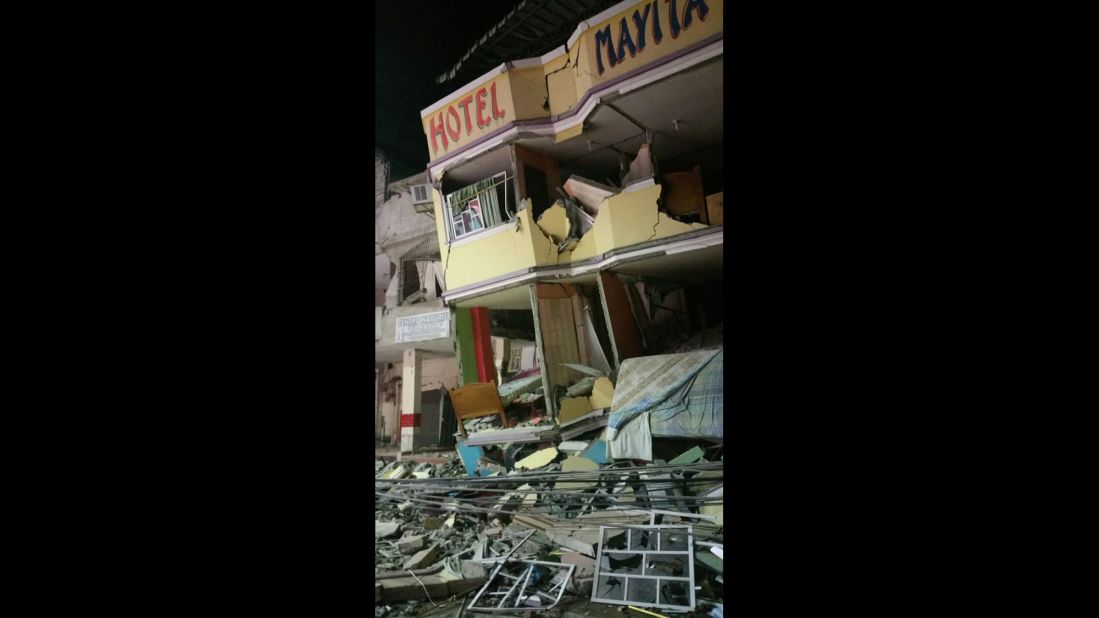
[606,350,721,440]
[649,351,724,439]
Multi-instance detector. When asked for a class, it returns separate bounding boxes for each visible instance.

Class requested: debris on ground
[376,343,724,616]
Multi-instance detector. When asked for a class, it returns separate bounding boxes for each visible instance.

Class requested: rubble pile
[375,359,724,617]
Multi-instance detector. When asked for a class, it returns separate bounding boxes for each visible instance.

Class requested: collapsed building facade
[377,1,724,616]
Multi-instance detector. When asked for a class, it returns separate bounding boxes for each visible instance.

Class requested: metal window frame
[444,172,514,242]
[467,559,575,612]
[591,524,696,611]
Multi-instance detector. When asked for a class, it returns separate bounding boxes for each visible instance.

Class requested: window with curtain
[445,173,508,240]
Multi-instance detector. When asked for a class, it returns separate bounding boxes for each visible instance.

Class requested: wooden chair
[449,382,509,438]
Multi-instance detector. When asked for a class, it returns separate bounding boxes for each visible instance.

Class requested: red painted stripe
[470,307,495,384]
[400,414,422,428]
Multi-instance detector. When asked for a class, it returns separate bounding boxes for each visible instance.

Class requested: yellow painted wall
[545,47,580,117]
[569,185,705,262]
[508,66,552,120]
[535,204,571,243]
[434,184,706,291]
[433,193,555,290]
[574,0,723,109]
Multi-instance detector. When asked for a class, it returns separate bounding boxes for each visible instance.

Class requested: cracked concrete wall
[568,184,706,262]
[432,185,706,291]
[535,204,571,244]
[435,196,557,291]
[376,173,437,264]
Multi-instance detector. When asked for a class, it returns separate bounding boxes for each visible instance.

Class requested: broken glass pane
[626,578,657,604]
[596,575,626,601]
[657,529,688,551]
[646,554,689,577]
[599,552,642,575]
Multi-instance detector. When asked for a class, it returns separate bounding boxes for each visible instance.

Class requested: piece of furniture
[661,166,708,223]
[449,382,509,438]
[705,191,724,226]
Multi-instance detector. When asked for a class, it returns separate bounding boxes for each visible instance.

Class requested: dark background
[375,0,533,175]
[20,2,1036,614]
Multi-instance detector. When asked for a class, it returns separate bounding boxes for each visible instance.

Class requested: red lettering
[446,106,462,143]
[476,88,490,127]
[457,95,475,135]
[429,112,448,153]
[491,82,505,119]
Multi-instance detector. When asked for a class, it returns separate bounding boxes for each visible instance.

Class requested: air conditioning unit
[411,184,433,213]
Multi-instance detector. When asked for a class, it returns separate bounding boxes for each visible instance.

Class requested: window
[445,173,511,241]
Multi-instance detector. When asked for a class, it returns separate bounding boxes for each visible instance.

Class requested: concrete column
[400,349,422,454]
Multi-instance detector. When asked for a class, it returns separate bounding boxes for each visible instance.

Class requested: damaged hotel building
[376,0,723,614]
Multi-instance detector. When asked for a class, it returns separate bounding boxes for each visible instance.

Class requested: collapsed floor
[376,346,724,617]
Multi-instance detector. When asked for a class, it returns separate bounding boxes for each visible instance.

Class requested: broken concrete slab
[620,143,654,186]
[546,528,613,557]
[536,203,571,243]
[511,514,555,531]
[397,535,424,555]
[378,574,449,602]
[560,551,596,579]
[516,483,538,507]
[375,521,401,539]
[376,558,488,601]
[514,447,558,471]
[557,456,598,489]
[497,373,544,406]
[558,440,589,455]
[563,176,617,215]
[460,560,487,579]
[403,544,441,570]
[589,377,615,409]
[558,397,594,424]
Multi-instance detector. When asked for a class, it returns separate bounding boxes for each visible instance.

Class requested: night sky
[375,0,524,177]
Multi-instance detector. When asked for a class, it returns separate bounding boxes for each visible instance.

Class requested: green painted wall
[454,307,478,386]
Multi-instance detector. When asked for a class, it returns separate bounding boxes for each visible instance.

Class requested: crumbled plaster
[566,184,706,263]
[512,186,708,269]
[528,200,560,265]
[435,185,707,289]
[535,203,571,244]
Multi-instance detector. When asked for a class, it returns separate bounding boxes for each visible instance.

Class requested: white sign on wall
[395,310,450,343]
